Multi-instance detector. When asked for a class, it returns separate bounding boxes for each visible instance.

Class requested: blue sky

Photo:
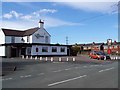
[1,2,118,44]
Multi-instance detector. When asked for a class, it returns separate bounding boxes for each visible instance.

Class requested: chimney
[39,19,44,28]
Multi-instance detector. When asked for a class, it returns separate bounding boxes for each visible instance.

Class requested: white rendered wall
[32,28,50,44]
[23,36,27,43]
[0,30,5,56]
[15,37,24,43]
[30,45,67,56]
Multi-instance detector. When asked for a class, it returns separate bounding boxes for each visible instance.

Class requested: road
[1,56,118,88]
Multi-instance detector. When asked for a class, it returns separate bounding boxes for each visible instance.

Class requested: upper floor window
[11,36,15,43]
[52,47,57,52]
[42,47,48,52]
[45,36,49,43]
[61,47,65,52]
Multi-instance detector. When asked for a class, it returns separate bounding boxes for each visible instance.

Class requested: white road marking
[99,67,115,72]
[65,68,71,71]
[20,75,32,78]
[2,78,13,81]
[53,70,62,72]
[38,73,44,75]
[74,67,79,69]
[48,75,87,87]
[90,65,99,67]
[83,66,87,68]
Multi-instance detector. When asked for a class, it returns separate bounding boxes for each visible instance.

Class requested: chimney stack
[39,19,44,28]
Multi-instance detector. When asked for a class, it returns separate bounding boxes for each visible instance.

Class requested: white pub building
[0,20,71,57]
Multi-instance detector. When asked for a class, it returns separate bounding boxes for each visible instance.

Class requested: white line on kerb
[99,67,115,72]
[48,75,87,87]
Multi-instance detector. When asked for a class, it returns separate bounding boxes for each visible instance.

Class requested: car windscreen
[96,52,108,55]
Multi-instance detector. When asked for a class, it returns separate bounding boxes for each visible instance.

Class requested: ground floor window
[61,47,65,52]
[42,47,48,52]
[52,47,57,52]
[26,47,31,55]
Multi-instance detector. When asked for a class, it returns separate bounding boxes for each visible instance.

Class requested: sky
[1,1,119,45]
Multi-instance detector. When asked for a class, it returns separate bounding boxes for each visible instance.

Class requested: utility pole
[66,36,68,45]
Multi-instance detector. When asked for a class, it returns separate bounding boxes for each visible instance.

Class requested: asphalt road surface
[1,56,119,88]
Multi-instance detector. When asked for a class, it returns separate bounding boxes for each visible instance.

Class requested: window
[45,36,49,43]
[61,47,65,52]
[42,47,48,52]
[52,47,57,52]
[27,36,30,42]
[26,47,31,55]
[11,36,15,43]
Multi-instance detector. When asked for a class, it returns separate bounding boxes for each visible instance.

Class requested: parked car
[89,51,111,60]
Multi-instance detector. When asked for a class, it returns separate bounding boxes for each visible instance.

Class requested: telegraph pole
[66,36,68,45]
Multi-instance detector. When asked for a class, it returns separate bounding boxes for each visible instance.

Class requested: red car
[89,51,111,60]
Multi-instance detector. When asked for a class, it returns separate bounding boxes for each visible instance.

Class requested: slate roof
[2,27,39,37]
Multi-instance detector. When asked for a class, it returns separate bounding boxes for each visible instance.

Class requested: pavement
[1,55,119,88]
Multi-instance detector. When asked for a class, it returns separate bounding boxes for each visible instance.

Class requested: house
[0,20,71,57]
[72,41,120,55]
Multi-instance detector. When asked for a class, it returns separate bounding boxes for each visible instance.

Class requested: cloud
[43,16,82,27]
[58,2,118,14]
[2,16,82,30]
[20,15,32,20]
[3,9,57,20]
[3,11,23,19]
[2,9,82,29]
[3,13,13,19]
[39,9,57,13]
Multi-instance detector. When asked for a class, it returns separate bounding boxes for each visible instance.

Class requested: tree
[71,46,80,56]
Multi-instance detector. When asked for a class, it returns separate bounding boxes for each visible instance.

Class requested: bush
[70,46,80,56]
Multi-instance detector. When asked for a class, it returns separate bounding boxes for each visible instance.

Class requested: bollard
[35,56,37,60]
[13,66,17,71]
[73,57,75,61]
[40,57,42,61]
[45,57,47,61]
[116,57,118,60]
[51,57,53,62]
[30,56,32,59]
[67,57,69,61]
[26,56,28,59]
[59,57,62,62]
[22,55,24,59]
[114,57,116,60]
[118,57,120,59]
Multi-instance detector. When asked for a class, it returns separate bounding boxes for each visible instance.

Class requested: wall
[30,45,67,56]
[0,30,5,56]
[32,28,50,44]
[15,37,24,43]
